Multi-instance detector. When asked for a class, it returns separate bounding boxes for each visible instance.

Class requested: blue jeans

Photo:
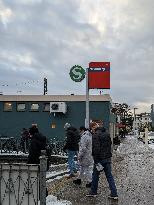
[91,158,118,196]
[67,150,77,174]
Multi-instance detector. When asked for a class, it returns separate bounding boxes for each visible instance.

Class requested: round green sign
[69,65,85,82]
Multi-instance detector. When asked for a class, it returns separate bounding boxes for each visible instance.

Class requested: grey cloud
[0,0,154,112]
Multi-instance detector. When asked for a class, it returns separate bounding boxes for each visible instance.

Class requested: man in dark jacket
[63,123,80,178]
[28,126,49,197]
[28,126,47,165]
[87,127,118,200]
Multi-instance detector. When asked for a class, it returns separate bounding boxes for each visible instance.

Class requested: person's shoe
[86,192,97,197]
[66,173,76,179]
[86,182,92,188]
[108,195,118,200]
[73,178,81,185]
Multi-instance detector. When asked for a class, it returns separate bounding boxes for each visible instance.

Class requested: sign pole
[85,67,89,129]
[144,127,148,146]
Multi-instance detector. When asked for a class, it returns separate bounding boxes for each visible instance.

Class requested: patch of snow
[49,163,67,168]
[51,155,67,158]
[0,151,28,156]
[46,175,67,183]
[38,195,72,205]
[46,169,68,179]
[116,135,152,155]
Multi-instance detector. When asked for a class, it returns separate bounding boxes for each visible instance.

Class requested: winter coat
[28,132,47,165]
[78,130,93,166]
[21,130,30,141]
[92,127,112,163]
[63,127,80,151]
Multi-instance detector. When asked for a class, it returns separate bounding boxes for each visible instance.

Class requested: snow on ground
[51,135,154,205]
[46,175,67,183]
[38,195,72,205]
[49,163,67,168]
[114,135,154,205]
[51,155,67,158]
[46,169,68,180]
[0,151,28,156]
[117,135,152,155]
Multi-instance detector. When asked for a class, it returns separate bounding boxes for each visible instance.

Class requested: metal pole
[39,150,47,205]
[133,108,137,134]
[133,108,135,133]
[85,67,89,129]
[144,127,148,146]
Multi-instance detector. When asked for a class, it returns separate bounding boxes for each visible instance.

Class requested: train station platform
[47,136,154,205]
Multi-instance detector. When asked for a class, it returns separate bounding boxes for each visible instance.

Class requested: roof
[0,94,112,102]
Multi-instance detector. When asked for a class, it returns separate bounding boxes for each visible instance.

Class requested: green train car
[0,94,116,140]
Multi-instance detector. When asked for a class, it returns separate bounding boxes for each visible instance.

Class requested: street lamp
[133,107,138,134]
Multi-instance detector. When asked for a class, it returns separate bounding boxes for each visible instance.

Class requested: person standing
[63,123,80,178]
[87,126,118,200]
[28,126,47,165]
[21,128,30,153]
[73,126,93,187]
[27,125,49,197]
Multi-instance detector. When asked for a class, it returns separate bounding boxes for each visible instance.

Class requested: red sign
[88,62,110,89]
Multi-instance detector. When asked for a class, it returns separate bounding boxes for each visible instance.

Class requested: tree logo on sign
[69,65,85,82]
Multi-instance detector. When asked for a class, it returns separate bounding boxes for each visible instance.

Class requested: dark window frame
[30,102,40,112]
[16,102,26,112]
[51,123,56,128]
[3,102,13,112]
[43,102,50,112]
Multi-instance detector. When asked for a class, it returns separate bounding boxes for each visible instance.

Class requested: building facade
[0,94,116,140]
[151,104,154,128]
[134,112,151,131]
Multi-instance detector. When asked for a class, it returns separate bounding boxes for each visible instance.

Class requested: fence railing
[49,140,65,156]
[0,137,21,154]
[0,151,47,205]
[0,137,66,156]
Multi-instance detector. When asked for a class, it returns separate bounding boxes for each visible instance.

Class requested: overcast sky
[0,0,154,113]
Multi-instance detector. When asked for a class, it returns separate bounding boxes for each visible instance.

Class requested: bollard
[144,127,148,147]
[39,150,47,205]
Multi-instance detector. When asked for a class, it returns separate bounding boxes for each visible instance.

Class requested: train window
[44,103,50,112]
[4,102,13,111]
[17,103,26,111]
[30,103,39,111]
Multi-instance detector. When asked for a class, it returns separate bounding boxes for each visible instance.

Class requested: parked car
[148,132,154,144]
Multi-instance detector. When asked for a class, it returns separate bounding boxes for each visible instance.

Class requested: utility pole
[43,78,48,95]
[133,107,138,134]
[144,127,148,146]
[85,68,89,129]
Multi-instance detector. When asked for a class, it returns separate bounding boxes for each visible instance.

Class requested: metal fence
[0,137,21,154]
[0,137,65,156]
[49,139,65,156]
[0,151,47,205]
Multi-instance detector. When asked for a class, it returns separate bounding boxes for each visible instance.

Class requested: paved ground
[48,136,154,205]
